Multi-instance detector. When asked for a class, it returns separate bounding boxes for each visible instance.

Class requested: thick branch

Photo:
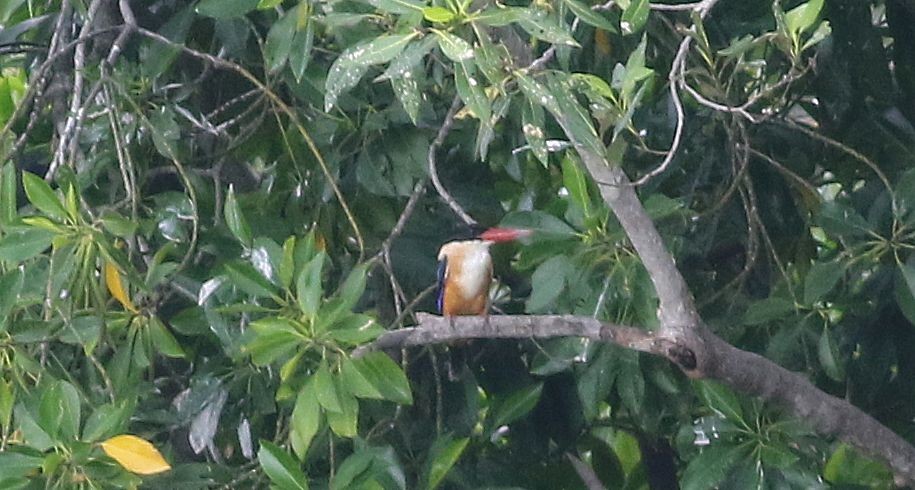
[362,315,915,482]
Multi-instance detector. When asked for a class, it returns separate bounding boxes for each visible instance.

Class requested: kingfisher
[436,227,532,319]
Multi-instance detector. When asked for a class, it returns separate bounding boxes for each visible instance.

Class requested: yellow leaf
[105,260,138,313]
[101,434,171,475]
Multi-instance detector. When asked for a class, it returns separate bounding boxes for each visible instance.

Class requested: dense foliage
[1,0,914,487]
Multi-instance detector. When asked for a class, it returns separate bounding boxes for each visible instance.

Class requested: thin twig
[428,96,476,226]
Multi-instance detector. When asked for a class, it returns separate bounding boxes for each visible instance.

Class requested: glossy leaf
[297,252,325,318]
[423,6,454,23]
[346,352,413,405]
[562,153,592,218]
[196,0,259,19]
[325,34,416,111]
[424,436,469,489]
[325,385,358,437]
[365,0,424,15]
[258,441,309,490]
[224,186,252,247]
[265,6,299,72]
[22,172,66,222]
[818,327,844,381]
[620,0,649,35]
[490,383,543,429]
[313,362,342,413]
[101,434,172,475]
[148,316,185,358]
[563,0,617,33]
[515,9,579,46]
[0,228,54,262]
[0,163,15,226]
[434,30,473,62]
[696,380,743,422]
[804,260,843,305]
[290,381,322,459]
[680,444,745,490]
[527,255,571,312]
[224,261,279,299]
[522,99,549,165]
[785,0,823,36]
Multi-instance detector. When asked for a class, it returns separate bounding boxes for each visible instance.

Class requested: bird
[436,227,532,320]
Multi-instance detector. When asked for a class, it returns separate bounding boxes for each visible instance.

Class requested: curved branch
[362,314,915,482]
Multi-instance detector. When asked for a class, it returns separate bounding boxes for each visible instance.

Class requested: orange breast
[442,278,490,316]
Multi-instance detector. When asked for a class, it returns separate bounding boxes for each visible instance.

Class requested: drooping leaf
[424,435,469,490]
[695,380,744,423]
[224,186,252,247]
[290,381,322,460]
[297,252,325,318]
[105,260,139,313]
[490,383,543,429]
[101,434,172,475]
[196,0,260,19]
[265,5,300,72]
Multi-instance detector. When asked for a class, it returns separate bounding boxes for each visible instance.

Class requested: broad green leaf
[101,434,172,475]
[530,337,589,376]
[424,436,469,490]
[325,385,358,437]
[454,60,490,123]
[617,352,645,415]
[743,297,795,325]
[22,172,66,222]
[473,7,519,26]
[326,314,383,345]
[337,264,368,310]
[681,444,746,490]
[100,212,138,238]
[0,451,43,478]
[818,327,844,382]
[246,317,302,365]
[196,0,260,19]
[290,381,322,459]
[785,0,823,36]
[148,316,186,358]
[224,261,280,299]
[265,5,299,72]
[527,255,570,312]
[0,163,15,226]
[695,380,743,422]
[378,36,436,82]
[325,34,416,111]
[0,379,13,435]
[433,29,473,62]
[289,14,315,82]
[0,228,54,262]
[14,404,53,451]
[801,20,831,51]
[365,0,424,15]
[620,0,649,35]
[392,74,422,125]
[82,402,131,442]
[313,362,342,413]
[562,0,617,33]
[522,99,549,165]
[515,9,579,46]
[0,269,24,331]
[516,72,561,114]
[348,352,412,404]
[297,252,325,318]
[143,6,194,79]
[490,383,543,429]
[562,153,592,218]
[549,74,606,158]
[804,260,843,305]
[330,450,375,490]
[224,186,252,246]
[340,357,384,399]
[258,441,309,490]
[423,6,454,23]
[823,444,893,487]
[621,36,651,102]
[577,347,618,421]
[816,202,872,238]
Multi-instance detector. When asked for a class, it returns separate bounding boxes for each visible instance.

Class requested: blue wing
[436,257,447,314]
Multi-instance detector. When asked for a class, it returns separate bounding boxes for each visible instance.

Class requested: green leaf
[0,163,15,226]
[620,0,649,35]
[0,379,14,435]
[434,30,474,62]
[0,228,54,262]
[297,252,325,318]
[818,327,844,382]
[325,384,358,438]
[224,261,280,299]
[148,316,186,358]
[562,153,592,218]
[424,435,469,490]
[258,441,309,490]
[743,297,795,325]
[348,352,412,405]
[326,314,384,345]
[337,264,368,310]
[527,255,571,312]
[617,351,644,415]
[82,402,131,442]
[522,99,549,166]
[804,260,843,305]
[816,202,872,238]
[22,172,66,222]
[378,36,436,82]
[474,7,520,26]
[515,9,579,46]
[577,347,618,421]
[224,186,252,247]
[246,317,302,365]
[14,404,52,451]
[289,14,315,82]
[331,450,375,490]
[290,381,322,459]
[0,451,43,479]
[454,59,491,123]
[365,0,424,15]
[423,6,455,23]
[490,383,543,429]
[562,0,617,33]
[143,6,195,79]
[265,5,299,72]
[279,236,296,290]
[100,212,138,238]
[548,74,606,158]
[340,357,384,400]
[313,362,342,413]
[823,444,893,487]
[196,0,260,19]
[785,0,823,36]
[681,444,746,490]
[695,380,743,422]
[0,269,24,331]
[325,34,416,111]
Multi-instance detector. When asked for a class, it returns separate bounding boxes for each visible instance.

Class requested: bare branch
[428,96,477,226]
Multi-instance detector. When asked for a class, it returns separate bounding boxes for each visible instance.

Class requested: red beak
[478,227,533,243]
